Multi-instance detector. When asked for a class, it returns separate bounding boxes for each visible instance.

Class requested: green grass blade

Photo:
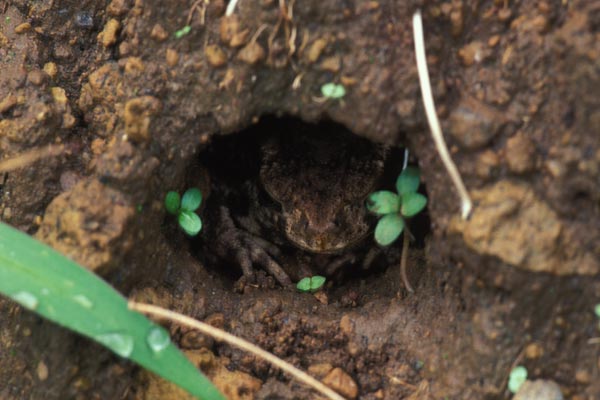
[0,222,224,400]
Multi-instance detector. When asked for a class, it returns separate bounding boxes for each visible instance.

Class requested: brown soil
[1,0,599,399]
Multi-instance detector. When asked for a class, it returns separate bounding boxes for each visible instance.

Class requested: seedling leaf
[181,188,202,212]
[296,276,326,292]
[396,166,421,195]
[594,304,600,318]
[401,192,427,218]
[0,222,224,400]
[178,210,202,236]
[309,276,326,290]
[164,191,181,215]
[508,366,527,394]
[296,277,312,292]
[174,25,191,39]
[321,83,346,99]
[374,213,405,246]
[366,191,400,215]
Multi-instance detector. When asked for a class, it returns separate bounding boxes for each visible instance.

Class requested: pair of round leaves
[321,82,346,99]
[165,188,202,236]
[296,276,326,292]
[508,366,528,393]
[366,167,427,246]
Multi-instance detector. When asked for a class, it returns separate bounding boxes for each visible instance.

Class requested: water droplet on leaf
[11,291,39,310]
[94,333,134,358]
[73,294,93,309]
[147,326,170,353]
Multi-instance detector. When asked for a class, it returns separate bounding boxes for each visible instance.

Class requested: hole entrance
[187,116,430,287]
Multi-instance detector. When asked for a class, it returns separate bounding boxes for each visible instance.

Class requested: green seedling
[174,25,191,39]
[296,276,326,293]
[594,304,600,319]
[165,188,203,236]
[508,365,528,394]
[367,166,427,246]
[321,83,346,99]
[367,166,427,292]
[0,222,224,400]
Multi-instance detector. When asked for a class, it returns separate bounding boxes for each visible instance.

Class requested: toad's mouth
[283,213,371,254]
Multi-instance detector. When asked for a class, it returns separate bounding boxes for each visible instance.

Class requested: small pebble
[2,207,12,220]
[43,62,58,79]
[498,8,512,22]
[524,343,544,359]
[0,32,9,47]
[14,22,31,34]
[306,38,327,63]
[339,315,354,335]
[205,45,227,67]
[458,41,489,66]
[506,132,536,174]
[323,367,358,399]
[60,171,82,191]
[219,15,240,45]
[98,18,120,48]
[27,70,47,86]
[123,57,144,74]
[36,361,49,381]
[514,379,563,400]
[150,24,168,41]
[107,0,129,16]
[574,369,590,384]
[307,363,333,378]
[165,49,179,67]
[0,95,18,113]
[319,56,341,73]
[237,42,265,64]
[51,87,68,105]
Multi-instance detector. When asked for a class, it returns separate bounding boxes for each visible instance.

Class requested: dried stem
[225,0,239,16]
[412,10,473,219]
[128,301,346,400]
[400,226,414,293]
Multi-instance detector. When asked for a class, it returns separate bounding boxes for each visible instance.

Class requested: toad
[204,123,387,286]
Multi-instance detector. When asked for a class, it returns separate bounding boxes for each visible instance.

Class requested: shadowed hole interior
[183,116,431,285]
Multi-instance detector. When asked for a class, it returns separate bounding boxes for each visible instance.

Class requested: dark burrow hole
[185,116,431,288]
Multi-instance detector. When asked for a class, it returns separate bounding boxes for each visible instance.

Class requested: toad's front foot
[214,207,292,287]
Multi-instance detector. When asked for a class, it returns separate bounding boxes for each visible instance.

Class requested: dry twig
[400,226,414,293]
[412,10,473,219]
[187,0,209,26]
[128,301,346,400]
[225,0,240,16]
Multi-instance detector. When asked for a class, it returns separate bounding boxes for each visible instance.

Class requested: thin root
[128,302,345,400]
[225,0,239,16]
[412,10,473,220]
[400,228,414,293]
